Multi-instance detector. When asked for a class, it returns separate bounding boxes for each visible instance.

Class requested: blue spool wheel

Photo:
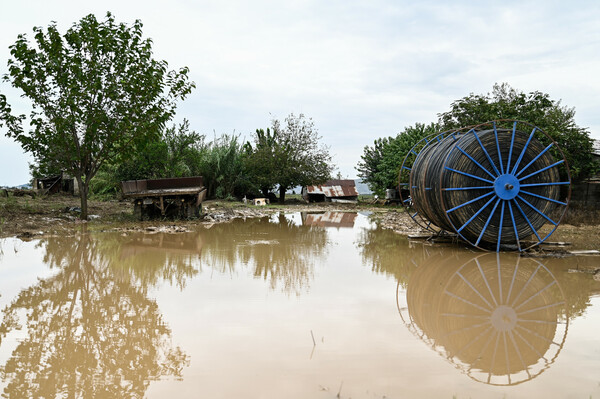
[399,131,456,233]
[439,121,571,251]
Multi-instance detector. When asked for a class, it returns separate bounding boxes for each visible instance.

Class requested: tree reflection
[356,226,448,288]
[0,233,189,399]
[200,214,329,294]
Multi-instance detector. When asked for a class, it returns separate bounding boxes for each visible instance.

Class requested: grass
[562,203,600,226]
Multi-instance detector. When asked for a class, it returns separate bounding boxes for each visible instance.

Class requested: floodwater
[0,212,599,399]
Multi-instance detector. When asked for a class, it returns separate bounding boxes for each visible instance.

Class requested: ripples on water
[0,212,598,398]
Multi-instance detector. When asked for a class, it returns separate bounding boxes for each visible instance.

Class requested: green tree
[438,83,598,181]
[89,120,250,200]
[245,113,333,203]
[243,127,279,197]
[0,13,194,219]
[356,123,438,195]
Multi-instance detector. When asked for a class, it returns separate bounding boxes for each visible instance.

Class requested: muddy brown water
[0,212,599,398]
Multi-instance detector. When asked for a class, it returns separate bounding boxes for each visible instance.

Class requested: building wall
[571,182,600,207]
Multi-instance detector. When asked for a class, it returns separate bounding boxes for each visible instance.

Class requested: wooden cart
[121,176,207,220]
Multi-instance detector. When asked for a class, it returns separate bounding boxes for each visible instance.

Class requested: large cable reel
[399,120,571,251]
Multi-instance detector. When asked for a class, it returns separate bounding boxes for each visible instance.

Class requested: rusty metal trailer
[121,176,207,220]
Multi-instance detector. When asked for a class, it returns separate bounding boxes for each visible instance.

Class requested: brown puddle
[0,212,599,398]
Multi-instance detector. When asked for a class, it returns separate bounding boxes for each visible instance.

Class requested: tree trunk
[278,186,286,204]
[76,175,88,220]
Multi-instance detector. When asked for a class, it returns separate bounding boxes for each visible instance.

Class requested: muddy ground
[1,194,598,253]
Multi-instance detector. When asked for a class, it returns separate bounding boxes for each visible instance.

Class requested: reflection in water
[357,226,433,288]
[397,253,567,386]
[301,211,357,228]
[0,233,189,398]
[356,226,600,388]
[117,232,202,289]
[200,214,329,294]
[0,214,329,397]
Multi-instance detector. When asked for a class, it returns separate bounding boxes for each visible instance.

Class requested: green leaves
[0,12,194,218]
[357,123,438,195]
[245,113,333,202]
[438,83,598,181]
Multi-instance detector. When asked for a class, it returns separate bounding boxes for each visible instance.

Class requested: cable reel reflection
[397,253,568,386]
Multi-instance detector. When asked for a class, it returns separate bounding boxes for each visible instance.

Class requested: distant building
[32,172,79,195]
[570,140,600,207]
[302,179,359,203]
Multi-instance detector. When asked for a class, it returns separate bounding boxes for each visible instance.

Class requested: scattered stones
[371,211,425,236]
[143,225,191,234]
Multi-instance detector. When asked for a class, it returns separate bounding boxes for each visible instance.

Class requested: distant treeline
[46,113,334,203]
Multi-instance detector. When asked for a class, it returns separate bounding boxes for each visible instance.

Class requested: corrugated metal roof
[305,179,358,198]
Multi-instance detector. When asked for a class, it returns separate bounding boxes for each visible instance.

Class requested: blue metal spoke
[515,143,554,178]
[512,198,542,242]
[456,196,496,233]
[520,190,567,206]
[508,127,536,174]
[476,198,501,246]
[520,181,570,188]
[506,121,517,172]
[447,191,495,213]
[470,129,501,176]
[445,167,495,184]
[519,160,564,182]
[507,200,521,251]
[496,200,506,252]
[411,149,418,156]
[443,185,493,191]
[516,195,557,226]
[402,166,411,171]
[493,122,504,174]
[456,145,496,179]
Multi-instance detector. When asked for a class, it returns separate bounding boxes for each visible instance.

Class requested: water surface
[0,212,599,398]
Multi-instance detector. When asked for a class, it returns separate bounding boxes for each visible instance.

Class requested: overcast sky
[1,0,599,186]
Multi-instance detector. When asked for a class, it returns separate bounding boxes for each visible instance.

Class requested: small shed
[121,176,207,220]
[302,179,359,203]
[33,172,79,195]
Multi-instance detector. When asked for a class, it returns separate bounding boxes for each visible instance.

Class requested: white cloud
[1,0,599,185]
